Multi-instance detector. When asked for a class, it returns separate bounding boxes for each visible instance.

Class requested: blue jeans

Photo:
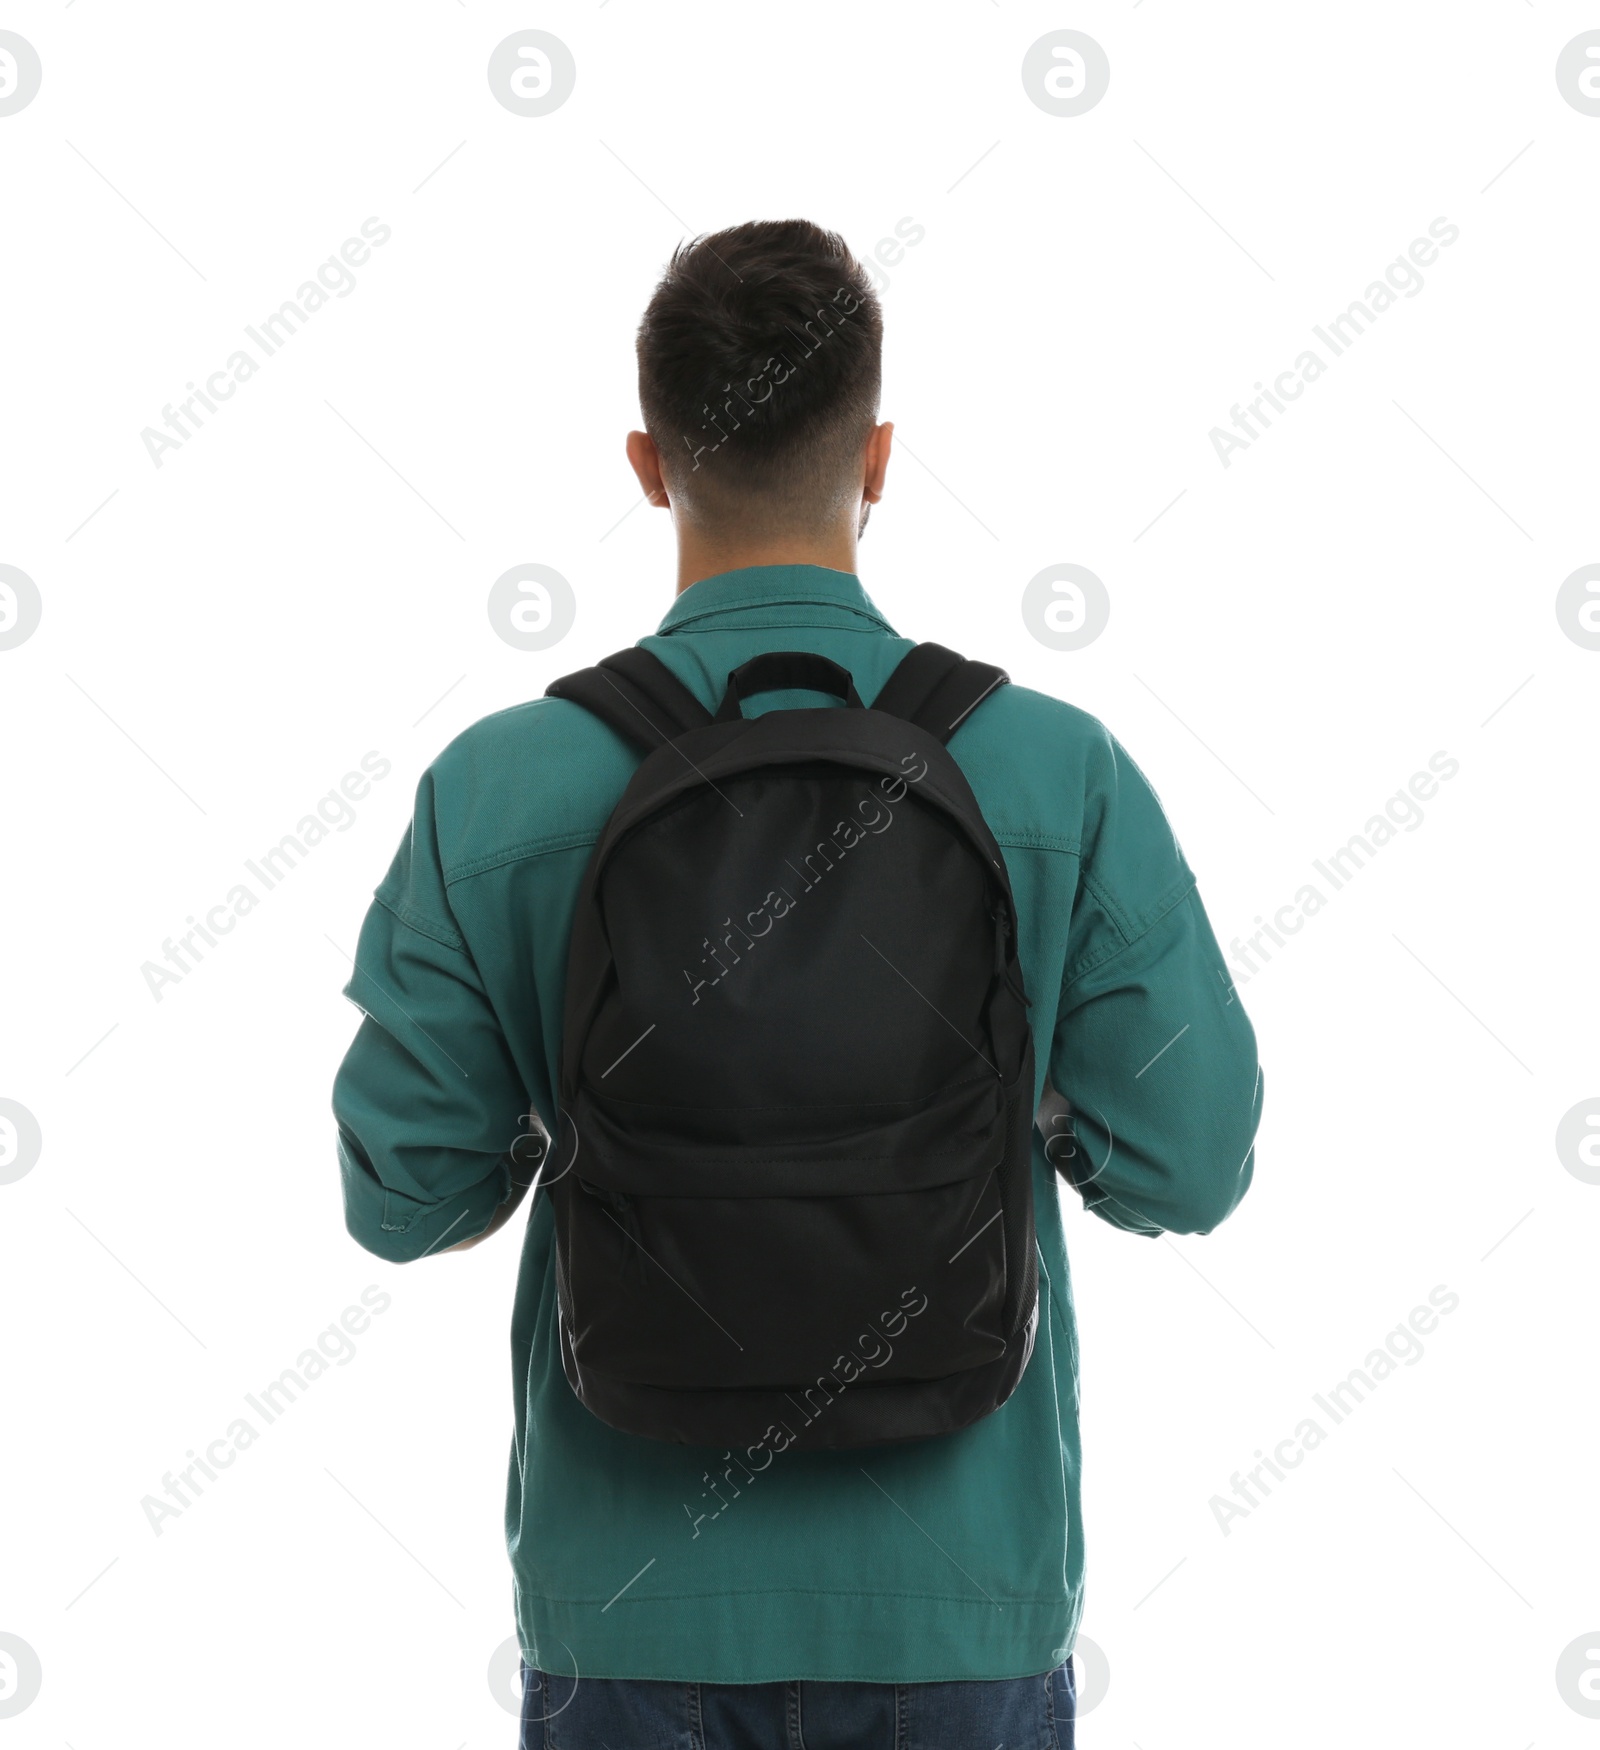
[519,1657,1075,1749]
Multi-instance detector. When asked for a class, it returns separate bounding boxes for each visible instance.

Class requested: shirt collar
[654,563,896,635]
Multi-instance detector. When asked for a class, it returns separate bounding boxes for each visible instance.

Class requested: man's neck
[673,525,859,595]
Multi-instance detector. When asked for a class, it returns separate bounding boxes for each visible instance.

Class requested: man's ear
[862,421,894,505]
[626,430,671,508]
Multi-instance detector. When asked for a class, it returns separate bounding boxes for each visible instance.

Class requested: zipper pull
[580,1180,649,1280]
[990,904,1032,1008]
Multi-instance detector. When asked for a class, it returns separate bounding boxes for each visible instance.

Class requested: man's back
[334,561,1262,1683]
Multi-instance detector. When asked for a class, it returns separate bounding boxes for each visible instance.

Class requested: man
[334,219,1262,1750]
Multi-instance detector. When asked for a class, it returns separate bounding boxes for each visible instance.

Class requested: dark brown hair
[636,219,883,525]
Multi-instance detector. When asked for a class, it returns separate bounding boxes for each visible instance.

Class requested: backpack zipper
[579,1178,649,1280]
[990,902,1032,1008]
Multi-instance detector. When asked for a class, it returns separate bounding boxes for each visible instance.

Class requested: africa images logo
[0,32,42,118]
[682,1286,931,1537]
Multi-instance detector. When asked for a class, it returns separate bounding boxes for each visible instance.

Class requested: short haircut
[636,219,883,528]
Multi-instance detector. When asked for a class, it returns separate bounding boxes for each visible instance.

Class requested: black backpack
[539,642,1037,1450]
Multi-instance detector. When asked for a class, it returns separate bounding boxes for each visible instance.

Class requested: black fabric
[916,660,1009,739]
[545,642,1035,1448]
[872,643,1010,743]
[544,648,712,752]
[600,647,714,735]
[869,640,964,724]
[714,650,864,720]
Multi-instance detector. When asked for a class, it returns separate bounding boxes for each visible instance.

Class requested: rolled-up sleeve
[333,771,528,1263]
[1047,730,1263,1237]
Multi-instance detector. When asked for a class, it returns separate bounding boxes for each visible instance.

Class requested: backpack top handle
[547,642,1010,752]
[714,651,865,721]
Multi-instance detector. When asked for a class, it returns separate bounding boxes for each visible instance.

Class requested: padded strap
[545,647,714,752]
[601,648,716,734]
[869,642,964,724]
[916,660,1009,739]
[871,642,1010,743]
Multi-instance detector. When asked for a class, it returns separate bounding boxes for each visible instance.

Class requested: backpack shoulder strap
[871,642,1010,743]
[544,646,714,753]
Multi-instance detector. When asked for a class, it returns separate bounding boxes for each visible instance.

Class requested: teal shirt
[333,564,1262,1683]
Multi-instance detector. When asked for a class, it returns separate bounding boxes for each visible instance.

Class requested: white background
[1,3,1597,1745]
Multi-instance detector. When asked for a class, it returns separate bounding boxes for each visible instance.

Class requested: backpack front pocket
[554,1076,1010,1393]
